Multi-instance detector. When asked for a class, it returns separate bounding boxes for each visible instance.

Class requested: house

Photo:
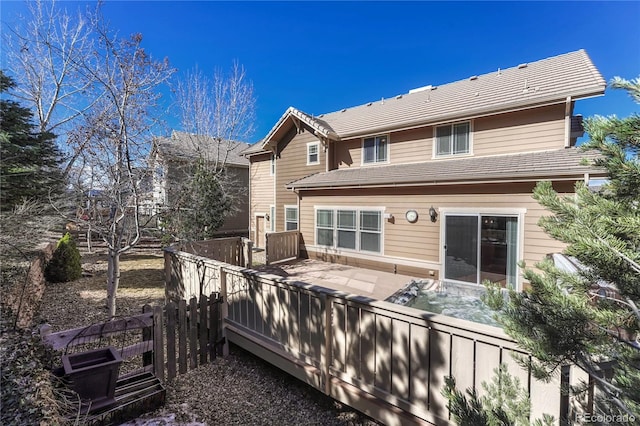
[150,131,250,237]
[242,50,606,290]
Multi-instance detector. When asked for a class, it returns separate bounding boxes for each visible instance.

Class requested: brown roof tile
[155,131,250,167]
[259,50,604,148]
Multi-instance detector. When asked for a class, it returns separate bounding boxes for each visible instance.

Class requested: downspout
[564,96,572,148]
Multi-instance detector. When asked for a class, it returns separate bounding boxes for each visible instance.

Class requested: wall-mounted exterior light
[429,206,438,223]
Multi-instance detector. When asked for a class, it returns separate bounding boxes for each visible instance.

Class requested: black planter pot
[62,346,123,413]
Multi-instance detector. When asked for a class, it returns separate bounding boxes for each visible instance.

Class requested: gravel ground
[130,345,380,426]
[38,242,381,426]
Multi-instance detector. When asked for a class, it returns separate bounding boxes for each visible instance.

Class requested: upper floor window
[307,142,320,165]
[363,135,388,164]
[270,154,275,175]
[436,122,470,157]
[285,206,298,231]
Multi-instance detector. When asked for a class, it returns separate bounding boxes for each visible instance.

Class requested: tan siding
[217,165,249,234]
[389,127,432,164]
[473,104,566,156]
[335,139,361,169]
[336,127,432,170]
[299,182,574,279]
[333,104,566,170]
[275,126,324,231]
[249,153,274,236]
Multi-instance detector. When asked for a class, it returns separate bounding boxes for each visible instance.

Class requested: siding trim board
[305,245,441,273]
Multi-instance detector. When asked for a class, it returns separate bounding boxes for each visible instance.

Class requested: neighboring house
[150,131,250,237]
[242,50,606,290]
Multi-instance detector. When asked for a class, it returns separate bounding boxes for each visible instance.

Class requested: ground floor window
[285,206,298,231]
[443,213,520,289]
[316,207,382,253]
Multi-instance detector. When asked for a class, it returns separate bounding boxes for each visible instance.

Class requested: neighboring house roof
[154,131,250,167]
[254,49,604,151]
[286,149,605,190]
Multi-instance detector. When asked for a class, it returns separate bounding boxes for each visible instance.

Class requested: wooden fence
[265,230,299,265]
[41,293,225,384]
[177,237,252,268]
[164,248,588,426]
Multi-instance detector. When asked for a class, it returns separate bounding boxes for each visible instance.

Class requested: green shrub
[45,232,82,282]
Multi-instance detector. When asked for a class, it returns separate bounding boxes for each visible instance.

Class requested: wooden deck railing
[265,230,299,265]
[177,237,252,268]
[164,248,578,425]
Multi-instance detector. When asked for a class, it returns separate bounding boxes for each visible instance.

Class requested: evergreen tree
[166,158,234,240]
[485,78,640,419]
[0,71,64,209]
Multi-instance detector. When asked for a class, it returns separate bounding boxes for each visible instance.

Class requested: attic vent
[396,94,403,99]
[341,108,347,112]
[366,102,372,106]
[518,63,528,69]
[469,75,478,81]
[409,85,433,94]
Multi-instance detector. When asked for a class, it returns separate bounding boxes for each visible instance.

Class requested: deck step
[83,372,165,426]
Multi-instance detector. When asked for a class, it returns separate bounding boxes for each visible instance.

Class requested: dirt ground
[37,242,165,331]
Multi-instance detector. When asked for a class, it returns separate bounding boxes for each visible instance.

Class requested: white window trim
[314,206,385,254]
[307,142,320,165]
[269,205,275,232]
[361,134,390,166]
[432,120,473,159]
[439,207,525,291]
[284,205,298,231]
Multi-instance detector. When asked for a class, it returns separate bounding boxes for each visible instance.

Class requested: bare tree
[164,63,255,240]
[74,14,174,317]
[4,0,99,176]
[174,63,254,166]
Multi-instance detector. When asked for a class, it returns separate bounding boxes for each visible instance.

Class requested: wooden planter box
[62,346,123,413]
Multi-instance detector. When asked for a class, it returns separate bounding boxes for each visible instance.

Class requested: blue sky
[2,1,639,143]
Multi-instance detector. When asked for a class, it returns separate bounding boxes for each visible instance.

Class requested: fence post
[153,305,165,382]
[164,250,172,302]
[189,297,198,369]
[219,267,230,356]
[209,292,218,359]
[178,299,187,374]
[265,233,270,265]
[166,301,177,380]
[243,238,253,268]
[142,304,153,367]
[322,293,333,396]
[199,294,208,364]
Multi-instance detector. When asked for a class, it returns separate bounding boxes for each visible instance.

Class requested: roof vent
[469,75,478,81]
[341,108,347,112]
[396,94,403,99]
[518,63,528,69]
[318,114,324,118]
[409,85,433,94]
[366,102,372,106]
[497,67,502,76]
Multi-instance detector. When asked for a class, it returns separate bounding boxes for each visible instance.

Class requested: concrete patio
[252,258,419,301]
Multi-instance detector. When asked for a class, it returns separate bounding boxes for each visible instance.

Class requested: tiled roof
[286,149,605,189]
[154,131,250,167]
[259,49,604,147]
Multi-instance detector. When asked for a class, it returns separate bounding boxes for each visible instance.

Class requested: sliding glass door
[444,214,519,288]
